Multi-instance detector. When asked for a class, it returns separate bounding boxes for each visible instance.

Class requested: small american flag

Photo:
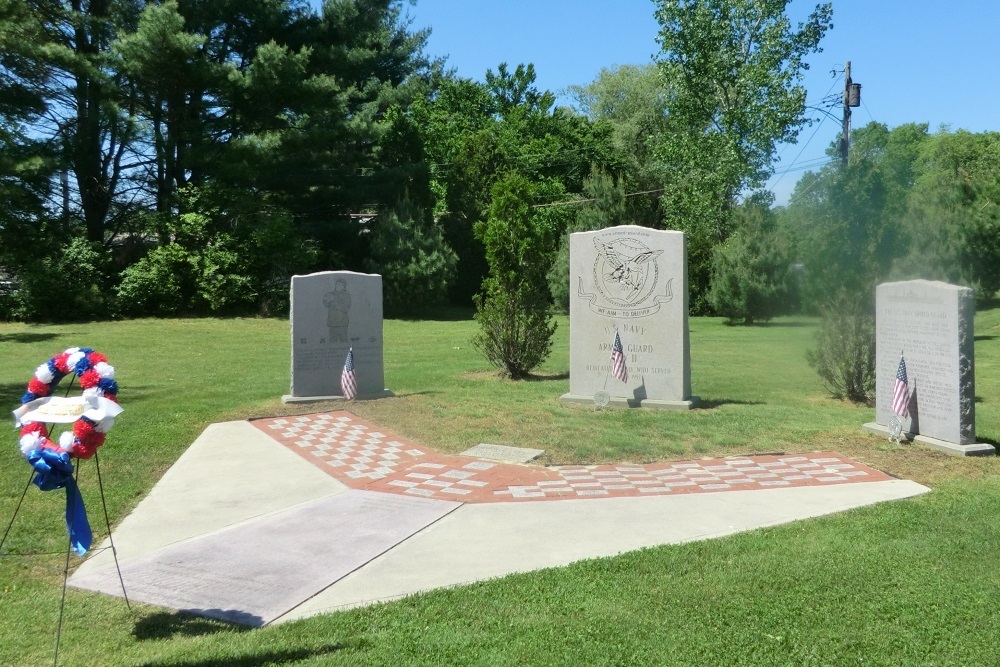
[341,348,357,400]
[891,353,909,417]
[610,331,628,383]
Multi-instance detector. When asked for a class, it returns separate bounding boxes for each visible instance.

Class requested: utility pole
[840,61,861,163]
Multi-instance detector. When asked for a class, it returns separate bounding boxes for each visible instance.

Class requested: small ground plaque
[460,444,544,464]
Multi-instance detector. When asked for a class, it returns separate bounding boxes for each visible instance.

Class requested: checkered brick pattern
[252,412,894,504]
[259,413,427,481]
[493,455,882,499]
[381,460,499,499]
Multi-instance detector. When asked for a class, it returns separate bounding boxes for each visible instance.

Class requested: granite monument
[560,225,697,409]
[284,271,391,402]
[863,279,992,455]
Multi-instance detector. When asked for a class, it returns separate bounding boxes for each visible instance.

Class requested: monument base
[862,422,995,457]
[282,390,394,404]
[560,394,699,411]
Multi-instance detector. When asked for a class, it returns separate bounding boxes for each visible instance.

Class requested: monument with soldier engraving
[283,270,391,403]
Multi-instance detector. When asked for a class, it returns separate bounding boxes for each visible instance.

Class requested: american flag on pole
[341,348,357,400]
[891,353,909,417]
[610,331,628,383]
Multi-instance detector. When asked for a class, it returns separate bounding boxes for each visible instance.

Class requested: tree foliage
[708,195,793,324]
[363,197,457,315]
[783,122,1000,307]
[116,184,314,316]
[416,64,615,306]
[782,122,1000,399]
[805,290,876,405]
[898,130,1000,298]
[0,0,438,320]
[547,170,630,312]
[568,64,666,228]
[654,0,832,312]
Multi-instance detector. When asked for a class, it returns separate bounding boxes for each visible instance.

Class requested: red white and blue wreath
[12,347,123,555]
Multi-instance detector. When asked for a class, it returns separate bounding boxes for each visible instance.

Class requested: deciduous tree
[653,0,832,312]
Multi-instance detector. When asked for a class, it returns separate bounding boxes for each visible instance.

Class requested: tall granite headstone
[862,279,993,455]
[560,225,697,409]
[283,271,391,403]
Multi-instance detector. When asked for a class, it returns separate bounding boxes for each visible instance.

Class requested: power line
[532,187,666,209]
[768,114,832,194]
[766,69,843,195]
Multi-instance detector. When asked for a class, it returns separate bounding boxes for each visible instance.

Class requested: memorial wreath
[12,347,123,555]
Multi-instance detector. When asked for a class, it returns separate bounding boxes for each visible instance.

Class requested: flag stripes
[610,331,628,383]
[891,354,909,417]
[341,348,357,400]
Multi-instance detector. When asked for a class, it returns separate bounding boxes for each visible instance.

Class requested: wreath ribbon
[25,448,92,556]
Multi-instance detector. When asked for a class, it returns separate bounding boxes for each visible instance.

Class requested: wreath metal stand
[1,391,130,666]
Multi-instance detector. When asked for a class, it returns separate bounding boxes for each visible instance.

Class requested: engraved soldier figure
[323,279,351,343]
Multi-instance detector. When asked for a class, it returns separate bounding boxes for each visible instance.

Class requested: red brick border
[253,411,893,504]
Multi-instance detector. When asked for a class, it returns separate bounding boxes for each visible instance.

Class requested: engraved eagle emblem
[594,238,663,300]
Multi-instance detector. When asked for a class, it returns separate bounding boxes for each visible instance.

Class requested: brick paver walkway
[253,411,893,504]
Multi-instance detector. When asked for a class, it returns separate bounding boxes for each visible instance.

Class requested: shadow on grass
[524,371,570,382]
[755,320,815,328]
[0,381,27,406]
[389,306,475,322]
[136,644,349,667]
[0,332,62,344]
[696,398,764,409]
[720,320,814,328]
[975,335,997,342]
[117,383,156,403]
[133,610,254,640]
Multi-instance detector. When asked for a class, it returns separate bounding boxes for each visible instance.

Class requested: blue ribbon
[25,448,92,556]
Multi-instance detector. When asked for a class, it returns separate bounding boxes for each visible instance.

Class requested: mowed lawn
[1,308,1000,666]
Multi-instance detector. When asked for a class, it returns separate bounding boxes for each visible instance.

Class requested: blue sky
[402,0,1000,205]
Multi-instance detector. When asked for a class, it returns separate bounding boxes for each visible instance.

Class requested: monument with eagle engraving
[560,225,697,409]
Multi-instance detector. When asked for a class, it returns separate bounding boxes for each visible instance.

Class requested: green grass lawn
[2,309,1000,665]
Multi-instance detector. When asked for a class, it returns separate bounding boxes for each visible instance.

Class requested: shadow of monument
[695,398,764,409]
[974,335,997,342]
[133,610,254,641]
[524,372,570,382]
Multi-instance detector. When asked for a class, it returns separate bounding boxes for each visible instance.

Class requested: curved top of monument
[573,225,684,238]
[878,279,972,293]
[292,270,381,280]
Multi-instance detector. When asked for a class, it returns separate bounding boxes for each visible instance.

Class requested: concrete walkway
[70,411,930,627]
